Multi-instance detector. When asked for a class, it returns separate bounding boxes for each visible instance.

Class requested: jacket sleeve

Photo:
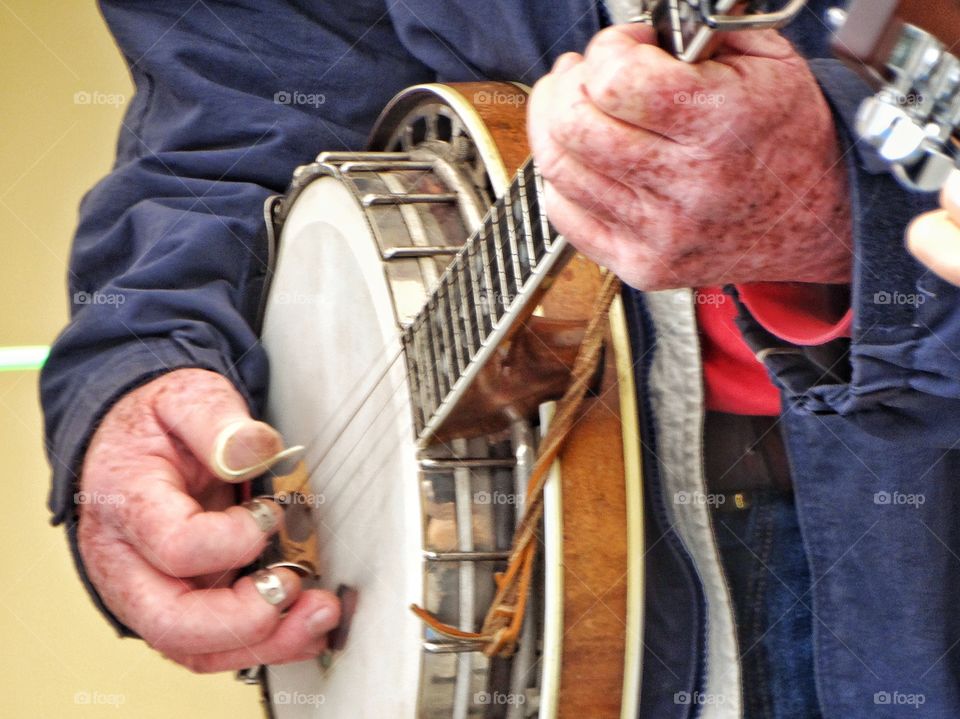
[40,0,432,632]
[736,57,960,447]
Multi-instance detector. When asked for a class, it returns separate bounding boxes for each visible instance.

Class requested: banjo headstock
[831,1,960,191]
[639,0,809,62]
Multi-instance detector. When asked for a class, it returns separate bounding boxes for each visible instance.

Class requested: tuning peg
[893,149,957,193]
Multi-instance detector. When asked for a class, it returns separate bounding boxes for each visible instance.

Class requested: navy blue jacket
[42,2,960,716]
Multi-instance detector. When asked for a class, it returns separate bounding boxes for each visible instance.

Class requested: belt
[703,411,792,510]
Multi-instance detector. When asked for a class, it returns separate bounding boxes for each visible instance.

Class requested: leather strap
[411,272,622,657]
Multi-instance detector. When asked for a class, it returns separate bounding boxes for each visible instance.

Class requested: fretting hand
[528,23,852,290]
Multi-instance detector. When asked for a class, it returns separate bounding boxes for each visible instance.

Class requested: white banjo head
[261,176,423,718]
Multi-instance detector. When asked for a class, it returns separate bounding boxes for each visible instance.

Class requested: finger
[529,63,684,184]
[168,590,339,673]
[151,368,297,483]
[940,169,960,223]
[581,24,723,140]
[542,179,621,273]
[551,51,582,74]
[714,27,797,62]
[534,143,649,230]
[543,180,685,291]
[907,210,960,286]
[113,469,283,577]
[81,523,338,656]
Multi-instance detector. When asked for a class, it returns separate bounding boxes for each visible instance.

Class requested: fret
[518,201,532,284]
[476,223,500,324]
[442,273,467,375]
[420,320,439,417]
[531,163,554,250]
[436,282,456,380]
[453,255,477,358]
[515,171,537,278]
[502,184,525,296]
[401,327,424,431]
[523,163,546,262]
[426,301,449,398]
[411,319,437,423]
[465,238,489,346]
[489,205,514,312]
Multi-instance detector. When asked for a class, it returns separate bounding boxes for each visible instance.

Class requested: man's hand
[77,368,340,673]
[528,24,852,290]
[908,169,960,286]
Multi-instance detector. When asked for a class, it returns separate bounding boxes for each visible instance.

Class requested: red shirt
[696,284,852,415]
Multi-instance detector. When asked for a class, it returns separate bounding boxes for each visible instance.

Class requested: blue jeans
[713,491,822,719]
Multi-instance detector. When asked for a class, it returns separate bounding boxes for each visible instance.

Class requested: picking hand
[76,368,339,672]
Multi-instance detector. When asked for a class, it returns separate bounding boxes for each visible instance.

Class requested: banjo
[253,2,806,717]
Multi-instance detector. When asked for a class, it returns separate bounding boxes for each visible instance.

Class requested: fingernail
[241,498,279,534]
[307,605,339,636]
[212,420,304,482]
[552,52,580,74]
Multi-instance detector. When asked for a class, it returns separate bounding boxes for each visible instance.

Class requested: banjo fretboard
[402,159,571,445]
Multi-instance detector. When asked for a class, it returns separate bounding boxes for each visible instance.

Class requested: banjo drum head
[260,175,423,718]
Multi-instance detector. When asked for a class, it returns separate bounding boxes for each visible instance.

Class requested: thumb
[714,28,797,61]
[907,210,960,287]
[151,368,302,483]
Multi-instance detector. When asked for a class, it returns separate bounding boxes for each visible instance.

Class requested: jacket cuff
[46,339,249,637]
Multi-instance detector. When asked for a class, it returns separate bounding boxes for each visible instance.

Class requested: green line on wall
[0,346,50,372]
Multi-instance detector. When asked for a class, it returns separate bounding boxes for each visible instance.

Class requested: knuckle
[534,143,565,186]
[588,59,630,113]
[244,605,278,644]
[583,25,626,60]
[178,654,217,674]
[142,609,186,654]
[150,530,196,577]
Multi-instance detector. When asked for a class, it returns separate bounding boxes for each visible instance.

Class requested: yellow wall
[0,3,263,717]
